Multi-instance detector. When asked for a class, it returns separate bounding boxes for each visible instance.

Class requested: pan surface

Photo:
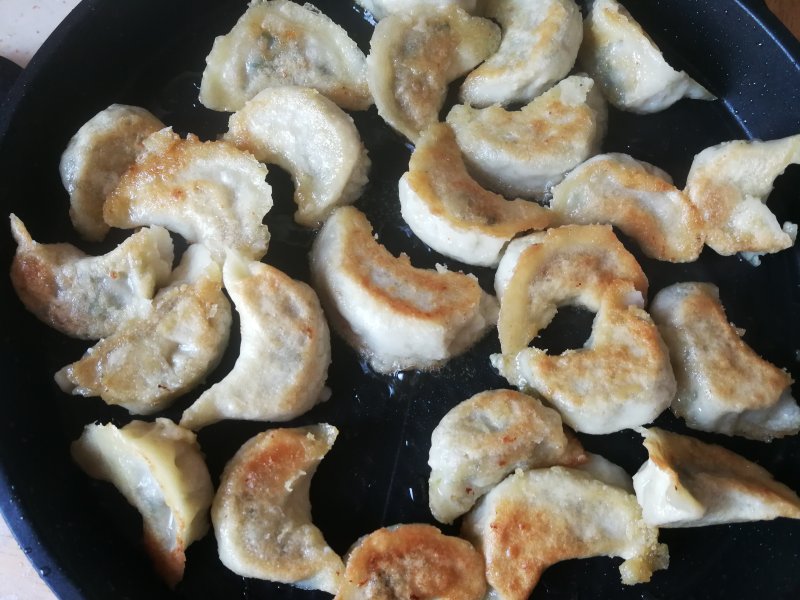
[1,0,799,598]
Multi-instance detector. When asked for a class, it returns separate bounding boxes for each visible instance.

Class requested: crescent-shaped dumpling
[180,253,331,430]
[495,224,647,355]
[59,104,164,241]
[9,215,173,340]
[493,280,675,434]
[492,231,548,300]
[212,424,344,594]
[460,0,583,107]
[199,0,371,112]
[336,524,486,600]
[398,123,553,267]
[632,427,800,528]
[104,128,272,264]
[356,0,478,21]
[71,418,214,587]
[551,153,705,262]
[650,282,799,441]
[579,0,714,113]
[225,86,370,228]
[55,244,232,414]
[684,134,800,258]
[367,6,500,141]
[310,206,498,373]
[448,75,607,199]
[462,466,669,600]
[428,389,587,524]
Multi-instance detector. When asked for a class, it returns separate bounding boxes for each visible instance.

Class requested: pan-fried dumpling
[650,282,799,441]
[71,418,213,587]
[633,427,800,528]
[398,123,552,267]
[356,0,478,21]
[551,153,705,262]
[460,0,583,107]
[225,86,370,228]
[336,524,486,600]
[580,0,714,113]
[493,280,675,434]
[496,224,647,355]
[684,134,800,258]
[200,0,371,112]
[428,388,586,524]
[104,128,272,264]
[462,466,669,600]
[493,231,547,300]
[59,104,164,241]
[212,424,344,594]
[9,215,173,340]
[180,253,330,430]
[448,75,607,199]
[367,6,500,141]
[310,206,498,373]
[55,245,232,414]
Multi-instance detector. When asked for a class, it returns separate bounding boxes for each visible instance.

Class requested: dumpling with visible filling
[356,0,477,21]
[551,153,705,262]
[104,128,272,264]
[212,424,344,594]
[684,134,800,258]
[398,123,552,267]
[633,427,800,527]
[448,75,607,199]
[71,418,213,587]
[200,0,371,112]
[59,104,164,241]
[460,0,583,107]
[55,244,232,415]
[225,86,369,228]
[462,466,669,600]
[310,206,498,373]
[181,253,331,430]
[367,5,500,141]
[493,280,675,434]
[650,282,799,441]
[579,0,714,113]
[495,224,647,355]
[428,388,586,524]
[336,524,486,600]
[9,215,173,340]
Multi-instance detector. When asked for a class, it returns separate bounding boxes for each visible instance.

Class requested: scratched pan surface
[0,0,799,598]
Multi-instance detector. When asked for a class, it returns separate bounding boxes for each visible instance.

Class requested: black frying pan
[1,1,799,598]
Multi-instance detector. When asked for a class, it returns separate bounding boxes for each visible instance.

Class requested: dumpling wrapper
[104,128,272,264]
[398,123,553,267]
[9,215,173,340]
[493,280,675,435]
[428,388,586,524]
[551,153,705,262]
[462,466,669,600]
[59,104,164,241]
[356,0,478,21]
[448,74,607,199]
[71,418,214,587]
[200,0,371,112]
[225,86,370,228]
[310,206,498,373]
[684,134,800,258]
[460,0,584,107]
[633,427,800,527]
[181,253,331,430]
[212,424,344,594]
[336,524,486,600]
[495,224,647,355]
[367,5,500,141]
[650,282,799,441]
[579,0,714,113]
[55,244,232,415]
